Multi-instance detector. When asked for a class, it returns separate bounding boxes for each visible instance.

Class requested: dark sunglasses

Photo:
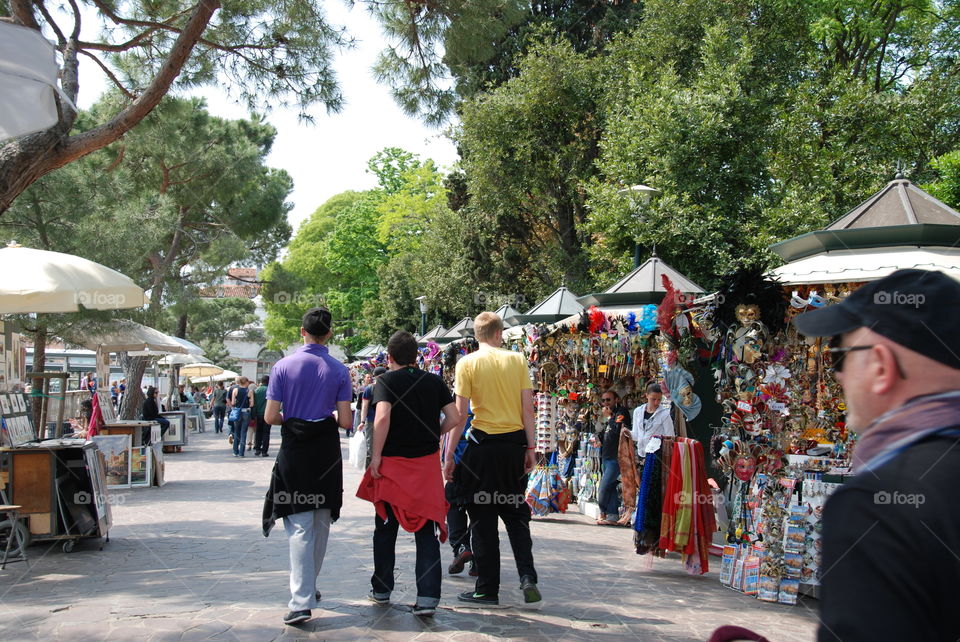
[828,336,907,379]
[827,335,872,372]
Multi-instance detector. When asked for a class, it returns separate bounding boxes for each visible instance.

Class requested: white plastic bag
[348,429,367,469]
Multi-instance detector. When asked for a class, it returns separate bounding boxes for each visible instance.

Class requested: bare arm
[335,400,352,430]
[359,397,370,429]
[264,399,283,426]
[439,401,460,435]
[521,388,536,472]
[370,401,391,478]
[443,395,471,481]
[521,388,535,443]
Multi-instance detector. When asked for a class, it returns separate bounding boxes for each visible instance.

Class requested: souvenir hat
[792,269,960,369]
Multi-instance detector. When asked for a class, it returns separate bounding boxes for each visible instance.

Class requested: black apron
[262,417,342,536]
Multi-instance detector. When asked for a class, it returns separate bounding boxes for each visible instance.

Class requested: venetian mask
[734,454,757,482]
[735,304,761,326]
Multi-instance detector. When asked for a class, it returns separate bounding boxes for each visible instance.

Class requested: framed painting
[92,434,131,488]
[130,446,152,487]
[160,412,186,447]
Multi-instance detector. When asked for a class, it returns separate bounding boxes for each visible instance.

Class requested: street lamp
[618,184,660,268]
[415,296,428,337]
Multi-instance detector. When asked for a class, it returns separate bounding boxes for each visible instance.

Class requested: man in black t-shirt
[356,331,460,617]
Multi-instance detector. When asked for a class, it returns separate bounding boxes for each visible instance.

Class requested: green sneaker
[520,576,541,603]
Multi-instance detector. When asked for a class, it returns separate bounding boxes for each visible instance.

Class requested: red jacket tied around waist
[356,452,449,542]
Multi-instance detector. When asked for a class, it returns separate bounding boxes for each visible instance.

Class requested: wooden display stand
[0,441,111,552]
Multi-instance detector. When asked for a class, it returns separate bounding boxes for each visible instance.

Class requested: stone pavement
[0,427,819,641]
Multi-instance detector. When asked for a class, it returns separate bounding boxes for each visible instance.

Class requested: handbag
[228,407,241,423]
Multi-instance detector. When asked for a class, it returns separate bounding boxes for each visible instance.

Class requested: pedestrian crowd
[260,308,541,626]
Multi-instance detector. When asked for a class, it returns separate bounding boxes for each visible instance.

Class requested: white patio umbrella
[0,243,147,313]
[73,319,188,354]
[191,369,239,383]
[158,352,208,366]
[179,363,224,379]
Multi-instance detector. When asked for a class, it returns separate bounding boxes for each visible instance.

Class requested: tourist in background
[211,381,228,433]
[253,375,271,457]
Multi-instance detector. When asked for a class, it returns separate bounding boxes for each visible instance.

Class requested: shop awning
[769,246,960,285]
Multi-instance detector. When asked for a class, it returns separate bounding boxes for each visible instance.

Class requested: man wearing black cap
[792,269,960,642]
[261,308,353,626]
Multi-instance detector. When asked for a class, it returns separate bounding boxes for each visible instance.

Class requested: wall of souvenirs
[350,275,860,596]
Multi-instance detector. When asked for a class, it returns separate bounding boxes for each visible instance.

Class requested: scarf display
[617,429,639,521]
[658,437,716,575]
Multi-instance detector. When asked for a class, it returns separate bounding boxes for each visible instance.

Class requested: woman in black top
[210,381,228,433]
[141,386,170,445]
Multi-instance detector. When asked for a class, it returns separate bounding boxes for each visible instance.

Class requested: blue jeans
[372,504,441,605]
[213,406,226,433]
[598,457,621,518]
[232,410,250,455]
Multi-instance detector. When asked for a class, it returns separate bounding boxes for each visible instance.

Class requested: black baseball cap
[302,307,332,337]
[792,269,960,369]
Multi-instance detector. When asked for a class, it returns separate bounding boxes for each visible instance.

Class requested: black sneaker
[368,590,390,604]
[283,610,310,625]
[457,590,501,606]
[520,575,541,603]
[315,591,321,602]
[468,560,478,577]
[448,548,473,574]
[411,603,436,616]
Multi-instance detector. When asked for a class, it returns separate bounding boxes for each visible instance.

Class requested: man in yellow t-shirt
[443,311,540,607]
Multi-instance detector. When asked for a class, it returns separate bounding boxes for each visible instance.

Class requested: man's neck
[479,339,501,349]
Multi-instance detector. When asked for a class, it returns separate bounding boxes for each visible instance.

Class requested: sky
[74,3,460,233]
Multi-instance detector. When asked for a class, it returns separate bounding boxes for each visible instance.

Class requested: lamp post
[415,296,428,337]
[618,184,660,268]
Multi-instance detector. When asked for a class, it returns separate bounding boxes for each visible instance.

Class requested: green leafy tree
[263,192,386,353]
[1,0,350,213]
[585,0,960,288]
[923,150,960,208]
[6,94,292,417]
[456,36,603,292]
[368,0,644,124]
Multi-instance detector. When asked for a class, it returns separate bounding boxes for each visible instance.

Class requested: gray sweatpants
[283,508,332,610]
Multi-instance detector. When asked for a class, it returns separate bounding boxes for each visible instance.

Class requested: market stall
[0,245,147,556]
[708,175,960,604]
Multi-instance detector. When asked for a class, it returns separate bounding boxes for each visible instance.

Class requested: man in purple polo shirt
[262,307,352,627]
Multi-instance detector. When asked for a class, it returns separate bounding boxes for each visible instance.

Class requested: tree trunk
[118,353,149,420]
[30,318,47,434]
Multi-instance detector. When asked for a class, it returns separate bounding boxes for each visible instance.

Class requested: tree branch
[78,29,157,53]
[56,0,222,170]
[34,1,67,47]
[10,0,40,30]
[79,50,136,99]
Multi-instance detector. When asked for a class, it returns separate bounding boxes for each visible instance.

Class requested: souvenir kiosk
[710,175,960,604]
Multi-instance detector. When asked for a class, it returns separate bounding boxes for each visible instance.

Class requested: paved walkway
[0,428,819,640]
